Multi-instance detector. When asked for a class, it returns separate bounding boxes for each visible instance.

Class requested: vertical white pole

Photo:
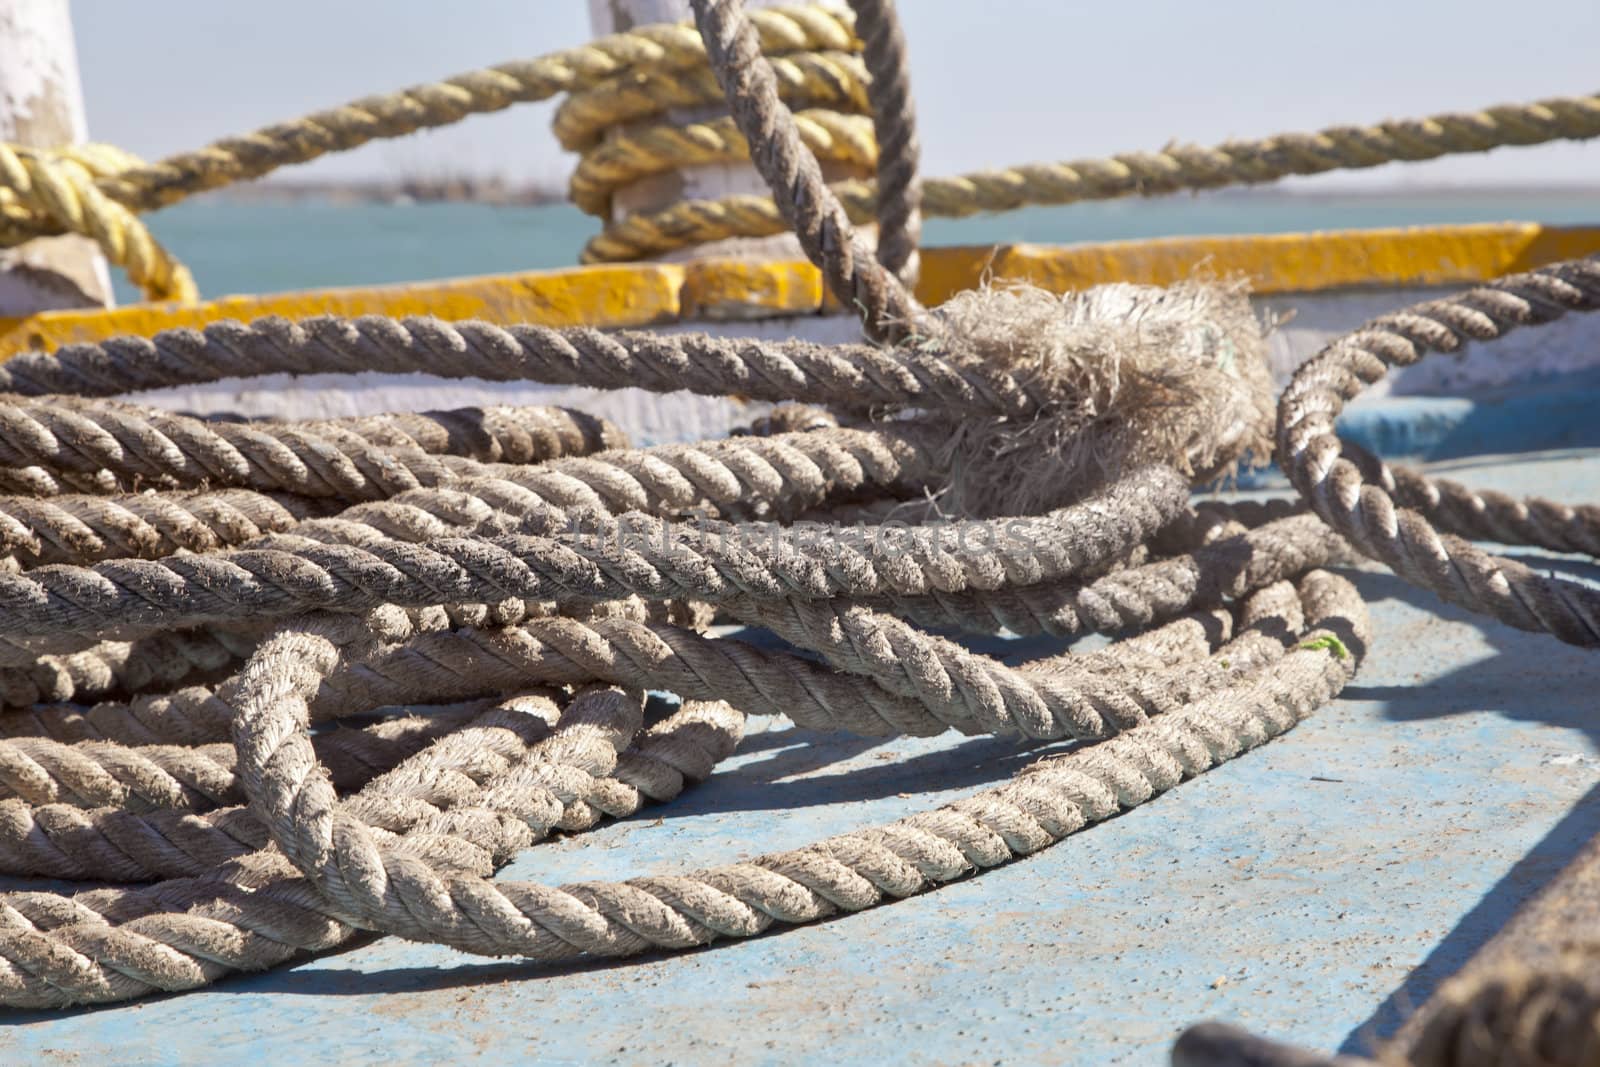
[587,0,862,262]
[0,0,112,314]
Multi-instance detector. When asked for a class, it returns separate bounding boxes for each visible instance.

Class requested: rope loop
[0,144,196,303]
[1277,256,1600,647]
[23,1,1600,1044]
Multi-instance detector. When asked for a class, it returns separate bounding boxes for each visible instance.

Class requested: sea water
[112,189,1600,306]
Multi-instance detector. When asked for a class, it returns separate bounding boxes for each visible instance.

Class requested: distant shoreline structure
[213,174,568,207]
[207,176,1600,208]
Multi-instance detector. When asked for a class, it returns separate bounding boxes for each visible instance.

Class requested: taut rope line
[0,5,1596,298]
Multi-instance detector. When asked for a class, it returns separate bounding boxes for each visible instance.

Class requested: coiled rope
[1278,255,1600,648]
[0,0,1384,1012]
[2,5,1598,299]
[1170,254,1600,1064]
[5,2,1595,1057]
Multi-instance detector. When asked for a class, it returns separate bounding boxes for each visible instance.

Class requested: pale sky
[69,0,1600,190]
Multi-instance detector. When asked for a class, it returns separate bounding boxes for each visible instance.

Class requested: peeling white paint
[1261,287,1600,394]
[1540,752,1600,771]
[0,0,86,138]
[0,0,111,313]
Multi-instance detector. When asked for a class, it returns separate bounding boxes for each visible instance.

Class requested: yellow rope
[569,109,877,216]
[0,144,196,302]
[0,0,1596,299]
[0,5,857,302]
[581,90,1600,262]
[552,49,869,151]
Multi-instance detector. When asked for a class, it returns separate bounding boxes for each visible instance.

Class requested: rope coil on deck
[1277,256,1600,648]
[1178,255,1600,1060]
[2,3,1598,1061]
[0,0,1385,1012]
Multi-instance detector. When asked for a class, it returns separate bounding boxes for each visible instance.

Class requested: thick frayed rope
[0,261,1343,1010]
[1278,254,1600,647]
[0,0,1375,1016]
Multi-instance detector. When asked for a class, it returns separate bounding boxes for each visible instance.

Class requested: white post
[0,0,112,314]
[587,0,862,262]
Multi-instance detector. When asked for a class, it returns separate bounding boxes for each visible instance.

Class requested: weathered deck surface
[3,447,1598,1065]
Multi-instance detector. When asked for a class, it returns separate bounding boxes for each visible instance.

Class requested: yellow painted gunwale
[2,221,1595,358]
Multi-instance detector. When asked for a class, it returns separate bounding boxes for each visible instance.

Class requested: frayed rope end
[922,278,1275,515]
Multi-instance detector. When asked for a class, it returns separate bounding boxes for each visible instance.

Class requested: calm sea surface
[112,190,1600,305]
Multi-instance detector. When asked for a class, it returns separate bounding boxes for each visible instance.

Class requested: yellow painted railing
[4,222,1599,358]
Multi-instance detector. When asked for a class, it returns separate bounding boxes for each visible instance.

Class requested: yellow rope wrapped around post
[551,49,870,150]
[569,108,878,215]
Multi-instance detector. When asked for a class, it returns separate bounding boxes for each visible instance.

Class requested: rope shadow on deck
[1335,567,1600,1055]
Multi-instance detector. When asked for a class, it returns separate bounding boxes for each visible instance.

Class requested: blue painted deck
[4,440,1599,1065]
[1340,369,1600,461]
